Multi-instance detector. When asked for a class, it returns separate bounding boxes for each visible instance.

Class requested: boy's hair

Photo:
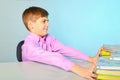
[22,6,49,31]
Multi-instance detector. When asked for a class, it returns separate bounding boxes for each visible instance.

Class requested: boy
[22,6,101,80]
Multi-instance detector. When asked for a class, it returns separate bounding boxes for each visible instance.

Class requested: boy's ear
[28,21,34,30]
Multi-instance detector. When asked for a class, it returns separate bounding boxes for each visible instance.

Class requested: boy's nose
[46,21,49,27]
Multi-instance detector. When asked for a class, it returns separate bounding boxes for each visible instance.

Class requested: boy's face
[29,17,49,37]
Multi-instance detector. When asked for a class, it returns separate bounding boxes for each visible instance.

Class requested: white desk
[0,60,91,80]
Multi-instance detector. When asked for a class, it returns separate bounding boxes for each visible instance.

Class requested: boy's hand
[88,47,103,64]
[71,64,97,80]
[71,47,103,80]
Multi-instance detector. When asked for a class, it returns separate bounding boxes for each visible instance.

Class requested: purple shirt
[22,32,89,71]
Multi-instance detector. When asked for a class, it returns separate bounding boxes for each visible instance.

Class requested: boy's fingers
[89,64,97,74]
[91,72,97,80]
[91,73,97,78]
[92,63,96,70]
[86,74,96,80]
[87,72,97,80]
[97,47,104,57]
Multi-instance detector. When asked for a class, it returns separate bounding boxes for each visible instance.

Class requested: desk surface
[0,60,90,80]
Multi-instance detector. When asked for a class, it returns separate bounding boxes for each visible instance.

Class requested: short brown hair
[22,6,49,31]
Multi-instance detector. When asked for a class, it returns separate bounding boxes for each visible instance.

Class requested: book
[109,57,120,60]
[102,45,120,54]
[96,68,120,80]
[97,57,120,70]
[97,73,120,80]
[96,70,120,76]
[97,66,120,70]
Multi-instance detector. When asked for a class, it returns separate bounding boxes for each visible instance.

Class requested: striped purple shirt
[22,32,88,71]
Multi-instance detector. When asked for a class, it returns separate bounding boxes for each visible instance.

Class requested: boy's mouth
[44,27,48,31]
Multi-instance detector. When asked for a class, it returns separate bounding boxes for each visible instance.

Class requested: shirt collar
[29,32,48,42]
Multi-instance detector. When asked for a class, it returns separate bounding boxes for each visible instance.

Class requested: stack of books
[96,45,120,80]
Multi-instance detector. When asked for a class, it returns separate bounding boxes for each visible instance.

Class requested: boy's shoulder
[47,34,55,38]
[46,34,57,41]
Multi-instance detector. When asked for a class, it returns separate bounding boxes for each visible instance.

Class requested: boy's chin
[40,33,48,37]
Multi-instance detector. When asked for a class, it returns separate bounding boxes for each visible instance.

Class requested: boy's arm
[51,38,89,61]
[22,44,74,71]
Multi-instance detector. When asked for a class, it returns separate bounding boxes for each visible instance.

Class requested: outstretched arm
[52,37,89,61]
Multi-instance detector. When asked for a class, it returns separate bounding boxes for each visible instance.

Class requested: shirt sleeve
[51,37,89,61]
[22,42,74,71]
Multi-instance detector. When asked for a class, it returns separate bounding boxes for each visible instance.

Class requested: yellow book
[97,74,120,80]
[101,49,111,56]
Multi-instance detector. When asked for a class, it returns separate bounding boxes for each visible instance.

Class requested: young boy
[22,6,102,80]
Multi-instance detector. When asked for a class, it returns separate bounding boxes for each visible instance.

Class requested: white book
[109,57,120,60]
[97,66,120,70]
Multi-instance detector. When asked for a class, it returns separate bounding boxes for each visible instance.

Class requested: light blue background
[0,0,120,62]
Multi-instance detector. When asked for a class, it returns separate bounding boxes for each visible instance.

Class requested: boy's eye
[42,19,49,23]
[43,20,46,23]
